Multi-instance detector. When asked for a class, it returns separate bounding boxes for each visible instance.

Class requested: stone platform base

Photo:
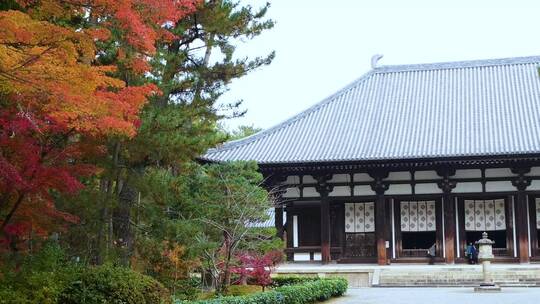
[474,284,502,292]
[275,263,540,288]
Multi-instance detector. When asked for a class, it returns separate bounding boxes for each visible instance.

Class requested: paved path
[327,287,540,304]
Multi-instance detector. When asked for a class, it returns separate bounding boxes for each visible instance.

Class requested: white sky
[220,0,540,130]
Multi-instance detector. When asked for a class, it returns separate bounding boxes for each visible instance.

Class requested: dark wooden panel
[275,207,284,239]
[344,233,376,258]
[298,207,321,247]
[330,203,343,248]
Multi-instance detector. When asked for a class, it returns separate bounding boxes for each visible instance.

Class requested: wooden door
[342,202,376,260]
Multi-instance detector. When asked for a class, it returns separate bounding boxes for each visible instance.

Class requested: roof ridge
[374,55,540,73]
[204,70,376,155]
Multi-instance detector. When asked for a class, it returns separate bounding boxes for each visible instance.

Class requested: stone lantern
[474,232,501,292]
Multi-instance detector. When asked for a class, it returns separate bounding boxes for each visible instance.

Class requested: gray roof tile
[203,56,540,164]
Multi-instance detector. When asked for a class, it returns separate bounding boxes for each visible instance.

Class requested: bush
[0,242,81,304]
[59,264,172,304]
[186,277,347,304]
[277,278,347,304]
[271,276,319,287]
[173,278,202,301]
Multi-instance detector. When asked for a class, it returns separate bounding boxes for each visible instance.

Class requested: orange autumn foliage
[0,0,199,247]
[0,10,156,137]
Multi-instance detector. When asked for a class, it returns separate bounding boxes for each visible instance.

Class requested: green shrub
[186,277,347,304]
[183,291,283,304]
[0,243,81,304]
[271,276,319,287]
[277,278,347,304]
[173,278,202,301]
[59,264,172,304]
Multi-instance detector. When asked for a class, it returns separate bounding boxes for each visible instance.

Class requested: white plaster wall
[526,167,540,176]
[303,187,320,197]
[455,169,482,178]
[385,184,412,195]
[284,175,300,184]
[329,186,351,197]
[485,168,515,178]
[387,171,411,181]
[354,185,375,196]
[293,215,298,248]
[415,183,442,194]
[485,181,515,192]
[329,174,350,183]
[293,253,310,261]
[453,182,482,193]
[282,187,300,198]
[353,173,373,182]
[529,180,540,190]
[303,175,317,183]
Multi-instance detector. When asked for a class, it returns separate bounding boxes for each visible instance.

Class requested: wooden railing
[493,247,509,256]
[401,248,429,258]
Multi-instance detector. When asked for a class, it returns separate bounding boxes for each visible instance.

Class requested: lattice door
[344,233,376,258]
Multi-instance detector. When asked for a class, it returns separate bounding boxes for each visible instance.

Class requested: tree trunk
[96,178,111,265]
[114,176,138,266]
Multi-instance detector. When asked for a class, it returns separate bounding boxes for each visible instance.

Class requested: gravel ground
[327,287,540,304]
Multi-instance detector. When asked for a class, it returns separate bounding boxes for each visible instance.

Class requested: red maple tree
[0,0,199,249]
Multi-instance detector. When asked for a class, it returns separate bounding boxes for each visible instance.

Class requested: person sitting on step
[466,242,478,264]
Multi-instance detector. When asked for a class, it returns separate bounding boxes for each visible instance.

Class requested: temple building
[202,56,540,265]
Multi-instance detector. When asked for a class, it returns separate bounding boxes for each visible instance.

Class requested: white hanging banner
[464,199,506,231]
[400,201,436,232]
[345,203,355,233]
[344,202,375,233]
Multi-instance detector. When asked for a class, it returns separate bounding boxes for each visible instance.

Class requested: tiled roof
[203,56,540,164]
[246,208,275,228]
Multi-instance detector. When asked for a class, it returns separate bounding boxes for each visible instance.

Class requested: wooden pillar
[285,205,294,261]
[437,169,456,264]
[443,195,456,263]
[315,174,334,264]
[512,168,531,264]
[320,197,331,263]
[370,171,389,265]
[275,207,284,240]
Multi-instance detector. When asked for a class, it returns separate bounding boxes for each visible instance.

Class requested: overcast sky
[220,0,540,130]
